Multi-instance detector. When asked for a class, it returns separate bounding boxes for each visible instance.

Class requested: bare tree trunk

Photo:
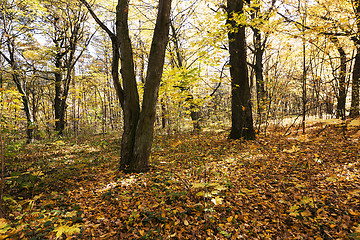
[116,0,140,169]
[228,0,255,140]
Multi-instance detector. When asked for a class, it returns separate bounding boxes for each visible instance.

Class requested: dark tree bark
[350,0,360,117]
[116,0,140,169]
[253,27,266,116]
[351,47,360,117]
[81,0,171,172]
[330,36,347,120]
[227,0,255,140]
[131,0,171,171]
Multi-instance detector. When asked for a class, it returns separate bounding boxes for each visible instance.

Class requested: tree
[350,0,360,117]
[0,0,39,143]
[329,36,347,119]
[80,0,171,172]
[248,0,277,129]
[227,0,255,140]
[41,0,91,135]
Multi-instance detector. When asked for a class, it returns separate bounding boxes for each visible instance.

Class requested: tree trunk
[331,37,347,120]
[116,0,141,169]
[81,0,171,173]
[131,0,171,172]
[14,75,35,143]
[227,0,255,140]
[253,27,266,126]
[350,0,360,117]
[3,47,35,143]
[351,48,360,117]
[161,98,168,129]
[249,1,266,128]
[52,9,87,136]
[54,57,64,134]
[53,58,70,136]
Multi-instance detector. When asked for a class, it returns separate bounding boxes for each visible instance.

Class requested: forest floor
[1,119,360,239]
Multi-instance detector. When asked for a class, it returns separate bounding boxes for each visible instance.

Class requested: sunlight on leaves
[54,224,81,239]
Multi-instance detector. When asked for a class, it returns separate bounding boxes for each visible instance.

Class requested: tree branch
[78,0,117,42]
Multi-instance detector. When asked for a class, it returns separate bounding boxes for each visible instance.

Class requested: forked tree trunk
[131,0,171,171]
[227,0,255,140]
[81,0,171,172]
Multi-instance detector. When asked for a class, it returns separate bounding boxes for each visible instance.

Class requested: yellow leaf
[184,220,189,226]
[0,219,8,229]
[301,210,312,217]
[227,216,233,222]
[0,218,11,234]
[289,212,299,217]
[54,224,81,239]
[211,196,223,205]
[55,225,67,239]
[355,224,360,233]
[192,183,206,188]
[139,230,145,236]
[283,145,300,153]
[349,209,359,216]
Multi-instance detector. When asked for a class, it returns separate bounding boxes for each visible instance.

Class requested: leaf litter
[1,123,360,239]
